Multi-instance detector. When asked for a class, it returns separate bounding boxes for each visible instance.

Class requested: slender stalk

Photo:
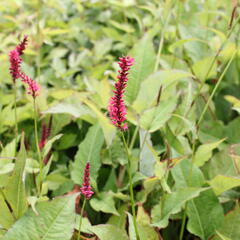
[121,132,139,240]
[77,198,86,240]
[179,210,187,240]
[129,125,139,151]
[33,98,42,195]
[13,82,18,140]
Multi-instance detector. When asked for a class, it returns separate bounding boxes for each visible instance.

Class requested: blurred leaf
[208,175,240,195]
[90,224,129,240]
[193,139,225,167]
[187,189,224,240]
[133,70,191,112]
[192,56,217,82]
[90,192,119,215]
[213,206,240,240]
[3,195,77,240]
[139,129,155,177]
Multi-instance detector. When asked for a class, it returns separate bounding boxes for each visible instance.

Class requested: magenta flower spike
[9,49,21,82]
[108,56,134,130]
[19,72,40,99]
[80,162,94,200]
[9,35,28,83]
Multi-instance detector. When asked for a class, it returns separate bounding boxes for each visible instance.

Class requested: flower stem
[77,197,86,240]
[121,132,139,240]
[33,98,42,194]
[13,82,18,140]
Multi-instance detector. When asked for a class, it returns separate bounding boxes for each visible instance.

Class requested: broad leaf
[90,224,129,240]
[187,189,224,240]
[152,187,207,228]
[213,206,240,240]
[71,124,104,186]
[126,34,156,104]
[193,139,225,167]
[3,195,77,240]
[90,192,119,215]
[208,175,240,195]
[133,70,191,112]
[139,100,176,132]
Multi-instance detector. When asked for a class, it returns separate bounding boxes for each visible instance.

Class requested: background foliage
[0,0,240,239]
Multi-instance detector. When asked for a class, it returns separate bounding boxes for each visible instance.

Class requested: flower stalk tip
[108,56,134,131]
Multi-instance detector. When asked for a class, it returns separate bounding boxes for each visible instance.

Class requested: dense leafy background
[0,0,240,239]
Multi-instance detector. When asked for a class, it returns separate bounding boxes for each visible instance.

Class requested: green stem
[77,198,86,240]
[179,210,187,240]
[129,125,139,151]
[33,98,42,195]
[121,132,140,240]
[13,82,18,140]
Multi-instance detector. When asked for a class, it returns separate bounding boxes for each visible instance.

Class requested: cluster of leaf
[0,0,240,240]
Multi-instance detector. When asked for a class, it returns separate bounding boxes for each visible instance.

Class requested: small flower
[9,49,21,82]
[80,162,94,200]
[108,56,134,130]
[19,72,40,98]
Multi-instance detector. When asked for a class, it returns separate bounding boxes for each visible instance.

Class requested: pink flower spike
[16,35,28,56]
[108,56,134,130]
[80,162,94,200]
[19,72,40,99]
[9,49,21,82]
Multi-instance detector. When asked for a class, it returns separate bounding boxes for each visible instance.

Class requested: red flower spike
[9,49,21,82]
[19,72,40,99]
[80,162,94,200]
[108,56,134,130]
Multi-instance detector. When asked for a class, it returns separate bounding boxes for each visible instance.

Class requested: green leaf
[90,192,119,215]
[208,175,240,195]
[151,187,207,228]
[42,134,63,159]
[133,70,191,112]
[0,193,15,229]
[139,130,155,177]
[4,134,27,219]
[71,124,104,186]
[193,139,225,167]
[125,35,156,104]
[171,159,205,188]
[187,189,224,240]
[139,100,177,132]
[192,56,217,82]
[90,224,129,240]
[3,195,77,240]
[213,206,240,240]
[137,206,159,240]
